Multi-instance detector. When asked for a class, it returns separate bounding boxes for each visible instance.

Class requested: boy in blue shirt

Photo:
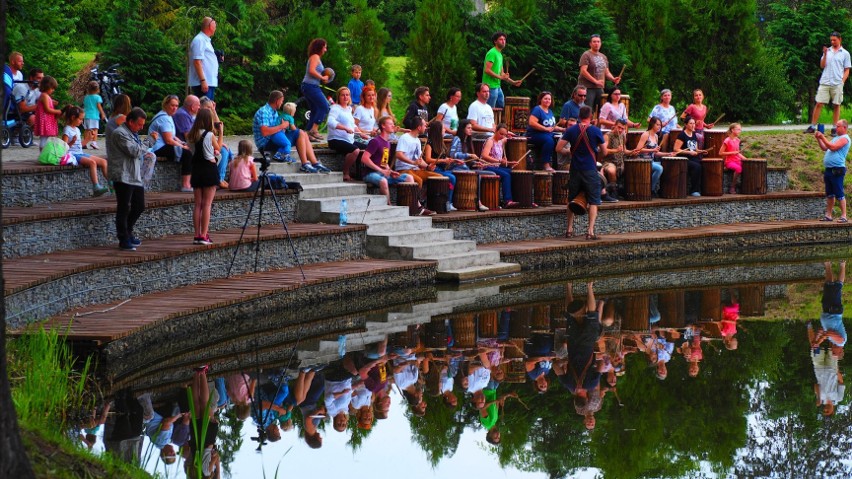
[348,64,364,106]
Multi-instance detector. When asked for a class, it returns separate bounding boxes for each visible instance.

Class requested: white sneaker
[90,141,99,150]
[446,202,457,212]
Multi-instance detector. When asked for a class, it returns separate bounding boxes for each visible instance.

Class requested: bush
[344,0,391,87]
[279,11,348,104]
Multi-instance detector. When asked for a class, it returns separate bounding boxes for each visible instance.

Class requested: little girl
[82,81,105,149]
[62,105,109,196]
[228,140,259,191]
[34,76,61,150]
[719,123,745,194]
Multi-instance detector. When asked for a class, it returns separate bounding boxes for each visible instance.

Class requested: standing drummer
[558,106,605,240]
[482,32,522,109]
[577,35,621,116]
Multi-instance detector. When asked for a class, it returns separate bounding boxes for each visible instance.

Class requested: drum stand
[227,151,306,280]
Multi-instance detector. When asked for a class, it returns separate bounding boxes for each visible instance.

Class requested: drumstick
[510,150,533,169]
[617,65,625,79]
[518,68,536,83]
[711,113,725,125]
[663,114,677,127]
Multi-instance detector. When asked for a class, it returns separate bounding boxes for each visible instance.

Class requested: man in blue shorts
[360,116,435,215]
[815,119,850,222]
[558,106,605,239]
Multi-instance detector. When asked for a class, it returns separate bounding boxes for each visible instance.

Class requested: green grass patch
[70,52,97,73]
[385,56,408,122]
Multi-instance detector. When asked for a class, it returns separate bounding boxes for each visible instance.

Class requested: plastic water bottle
[339,199,348,226]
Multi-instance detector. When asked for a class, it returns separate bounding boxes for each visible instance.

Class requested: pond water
[71,248,852,478]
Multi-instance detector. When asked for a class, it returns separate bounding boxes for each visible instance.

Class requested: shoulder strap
[570,124,594,157]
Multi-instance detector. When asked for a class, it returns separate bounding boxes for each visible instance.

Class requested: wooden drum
[660,156,688,199]
[739,285,766,317]
[480,175,501,211]
[473,138,486,157]
[701,157,723,197]
[506,137,528,170]
[700,288,722,322]
[626,130,643,150]
[552,171,570,205]
[478,310,498,339]
[511,170,535,208]
[702,129,727,157]
[534,171,553,206]
[452,170,478,211]
[493,108,504,127]
[504,96,531,134]
[658,291,685,329]
[569,190,588,215]
[624,159,652,201]
[396,182,421,216]
[426,176,449,214]
[742,158,767,195]
[622,295,650,332]
[451,314,477,349]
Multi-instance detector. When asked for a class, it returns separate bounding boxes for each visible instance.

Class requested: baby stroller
[2,64,34,149]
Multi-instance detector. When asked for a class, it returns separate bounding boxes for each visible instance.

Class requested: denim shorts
[824,167,846,200]
[363,171,411,186]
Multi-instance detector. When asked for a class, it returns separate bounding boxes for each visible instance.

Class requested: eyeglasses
[577,94,586,98]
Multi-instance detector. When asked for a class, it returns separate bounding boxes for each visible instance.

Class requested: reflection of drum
[700,288,722,322]
[622,295,650,332]
[739,285,765,317]
[742,158,767,195]
[478,310,498,338]
[509,307,532,339]
[424,319,449,349]
[512,170,535,207]
[569,190,588,215]
[553,171,570,205]
[453,171,478,211]
[534,172,553,206]
[703,129,726,157]
[658,291,685,328]
[504,97,531,134]
[626,130,643,150]
[396,182,421,216]
[506,137,528,170]
[660,156,688,199]
[624,159,652,201]
[480,175,501,210]
[701,157,723,196]
[532,305,551,331]
[426,176,449,214]
[451,314,476,348]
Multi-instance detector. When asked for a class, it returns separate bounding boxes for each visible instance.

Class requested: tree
[377,0,418,56]
[403,0,475,114]
[343,0,390,87]
[279,10,348,104]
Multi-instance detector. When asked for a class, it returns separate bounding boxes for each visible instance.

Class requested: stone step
[268,169,345,186]
[365,217,434,234]
[366,229,456,250]
[391,240,478,261]
[316,205,411,224]
[299,183,368,199]
[422,250,503,271]
[436,262,523,282]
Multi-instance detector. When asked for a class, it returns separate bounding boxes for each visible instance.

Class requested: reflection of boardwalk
[35,259,433,343]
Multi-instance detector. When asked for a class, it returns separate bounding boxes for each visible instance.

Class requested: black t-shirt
[403,101,429,130]
[677,130,702,158]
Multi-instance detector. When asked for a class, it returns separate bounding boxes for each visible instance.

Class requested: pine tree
[344,0,390,87]
[403,0,475,113]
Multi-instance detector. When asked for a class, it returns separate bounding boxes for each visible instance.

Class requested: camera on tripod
[254,150,272,172]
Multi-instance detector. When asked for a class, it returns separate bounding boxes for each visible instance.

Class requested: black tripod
[227,151,305,280]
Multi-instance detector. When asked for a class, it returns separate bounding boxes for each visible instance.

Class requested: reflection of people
[554,282,603,430]
[810,261,847,416]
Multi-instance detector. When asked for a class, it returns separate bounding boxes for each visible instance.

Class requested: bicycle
[89,63,124,117]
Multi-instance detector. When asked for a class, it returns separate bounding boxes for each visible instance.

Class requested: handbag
[38,137,68,165]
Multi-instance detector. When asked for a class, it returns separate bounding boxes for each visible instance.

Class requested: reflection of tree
[217,407,243,478]
[407,393,468,466]
[346,413,373,452]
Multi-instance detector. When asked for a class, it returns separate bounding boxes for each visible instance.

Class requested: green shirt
[482,47,503,89]
[479,388,499,430]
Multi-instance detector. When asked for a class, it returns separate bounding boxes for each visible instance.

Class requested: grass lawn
[385,56,408,122]
[69,52,97,72]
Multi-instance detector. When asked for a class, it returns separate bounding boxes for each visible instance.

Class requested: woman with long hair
[302,38,332,141]
[186,108,221,245]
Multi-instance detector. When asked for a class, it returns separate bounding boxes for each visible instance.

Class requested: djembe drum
[426,176,449,214]
[396,182,421,216]
[742,158,767,195]
[701,157,723,196]
[624,159,652,201]
[660,156,688,199]
[480,175,501,210]
[552,171,570,205]
[511,170,535,207]
[534,171,553,206]
[507,137,528,170]
[452,171,478,211]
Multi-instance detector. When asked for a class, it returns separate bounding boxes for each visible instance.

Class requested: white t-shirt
[188,31,219,87]
[393,363,419,390]
[64,125,83,155]
[466,367,492,393]
[353,105,377,133]
[326,104,356,143]
[324,378,353,417]
[189,131,215,161]
[395,133,422,171]
[467,100,495,137]
[437,102,459,132]
[12,83,38,106]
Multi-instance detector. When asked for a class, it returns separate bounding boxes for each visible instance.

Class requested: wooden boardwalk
[28,259,433,343]
[3,223,366,295]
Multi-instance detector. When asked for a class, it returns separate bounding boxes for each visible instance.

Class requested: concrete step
[316,205,410,224]
[366,229,455,250]
[267,168,345,186]
[436,262,522,282]
[393,240,478,261]
[419,250,502,270]
[365,217,434,234]
[298,194,389,222]
[299,183,368,199]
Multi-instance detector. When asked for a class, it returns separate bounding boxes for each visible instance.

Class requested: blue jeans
[363,171,412,187]
[302,82,329,131]
[262,131,292,155]
[527,131,556,167]
[483,166,513,201]
[486,86,505,109]
[191,85,216,101]
[435,168,456,202]
[651,161,663,193]
[218,145,232,182]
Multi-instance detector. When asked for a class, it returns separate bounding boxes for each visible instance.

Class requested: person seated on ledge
[403,86,430,131]
[361,115,434,215]
[558,85,586,128]
[395,117,449,209]
[328,87,368,181]
[598,87,640,129]
[253,90,295,163]
[481,123,520,208]
[525,91,564,172]
[600,119,638,198]
[648,89,678,152]
[672,116,707,197]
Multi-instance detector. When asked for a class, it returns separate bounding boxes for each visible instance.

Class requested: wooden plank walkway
[3,223,367,295]
[28,259,433,343]
[2,188,297,225]
[480,219,849,255]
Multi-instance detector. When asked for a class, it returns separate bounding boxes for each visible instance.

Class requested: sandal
[586,233,601,240]
[820,216,834,222]
[839,217,849,223]
[505,201,520,209]
[565,230,575,239]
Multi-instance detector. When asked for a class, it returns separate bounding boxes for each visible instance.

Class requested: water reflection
[67,255,852,478]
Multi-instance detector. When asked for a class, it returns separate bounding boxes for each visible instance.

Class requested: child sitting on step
[228,140,260,191]
[61,105,109,196]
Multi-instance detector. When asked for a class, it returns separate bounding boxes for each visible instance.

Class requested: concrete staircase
[270,161,520,282]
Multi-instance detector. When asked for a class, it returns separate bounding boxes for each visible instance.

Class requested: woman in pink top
[718,123,746,194]
[681,89,716,149]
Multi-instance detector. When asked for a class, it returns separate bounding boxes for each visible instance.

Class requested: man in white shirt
[12,68,42,126]
[467,83,497,138]
[188,17,219,100]
[807,31,851,134]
